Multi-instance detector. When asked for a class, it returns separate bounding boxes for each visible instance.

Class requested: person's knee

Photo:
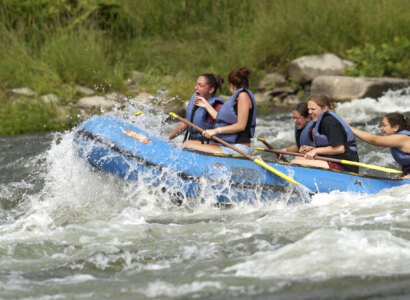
[183,141,192,148]
[291,157,303,164]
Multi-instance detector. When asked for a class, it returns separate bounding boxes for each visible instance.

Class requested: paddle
[134,111,142,117]
[256,147,403,174]
[169,112,303,186]
[257,137,288,162]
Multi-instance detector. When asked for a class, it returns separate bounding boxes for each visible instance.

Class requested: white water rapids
[0,88,409,299]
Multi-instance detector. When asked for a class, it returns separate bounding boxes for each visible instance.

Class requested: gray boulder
[311,76,410,101]
[76,96,115,109]
[8,87,36,97]
[283,94,300,106]
[267,86,298,98]
[288,53,354,84]
[131,71,145,85]
[41,93,60,105]
[258,73,286,90]
[73,85,95,96]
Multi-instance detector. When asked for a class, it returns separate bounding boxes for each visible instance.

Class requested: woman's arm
[285,144,298,153]
[278,144,298,160]
[352,127,406,148]
[194,96,218,119]
[168,122,188,140]
[305,145,345,159]
[299,145,315,153]
[201,92,251,138]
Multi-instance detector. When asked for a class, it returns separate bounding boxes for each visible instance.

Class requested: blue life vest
[313,111,357,152]
[214,88,257,143]
[295,120,315,148]
[390,130,410,167]
[185,93,223,140]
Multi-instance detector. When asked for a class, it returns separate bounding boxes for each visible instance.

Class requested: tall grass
[0,0,410,134]
[247,0,410,70]
[2,0,410,92]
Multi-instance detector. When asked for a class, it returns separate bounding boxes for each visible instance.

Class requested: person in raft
[183,66,257,155]
[278,102,315,160]
[168,73,224,142]
[351,113,410,178]
[291,94,360,173]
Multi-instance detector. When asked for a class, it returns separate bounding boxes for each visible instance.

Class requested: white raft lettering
[123,129,151,144]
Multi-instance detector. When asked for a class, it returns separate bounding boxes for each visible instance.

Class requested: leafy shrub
[345,36,410,78]
[0,97,72,135]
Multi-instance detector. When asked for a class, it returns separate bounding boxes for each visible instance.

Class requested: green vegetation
[344,36,410,77]
[0,98,74,135]
[1,0,410,135]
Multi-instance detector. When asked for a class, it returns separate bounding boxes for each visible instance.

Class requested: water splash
[1,88,410,299]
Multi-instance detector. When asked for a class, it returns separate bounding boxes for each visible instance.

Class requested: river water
[1,88,410,299]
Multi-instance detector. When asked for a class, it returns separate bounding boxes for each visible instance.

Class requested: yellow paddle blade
[340,160,402,174]
[134,111,142,117]
[257,137,266,142]
[256,147,265,151]
[254,158,301,186]
[169,112,178,118]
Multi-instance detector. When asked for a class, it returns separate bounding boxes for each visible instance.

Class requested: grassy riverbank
[1,0,410,135]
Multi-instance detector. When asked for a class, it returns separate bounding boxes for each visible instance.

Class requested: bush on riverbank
[1,0,410,135]
[0,97,74,135]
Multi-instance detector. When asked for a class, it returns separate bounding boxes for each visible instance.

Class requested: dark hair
[384,112,410,131]
[293,102,309,118]
[228,67,251,89]
[201,73,224,95]
[308,94,337,111]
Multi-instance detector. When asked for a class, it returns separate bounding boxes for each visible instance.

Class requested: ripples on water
[0,88,410,299]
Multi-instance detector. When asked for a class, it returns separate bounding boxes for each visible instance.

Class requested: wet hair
[308,94,337,111]
[228,67,251,89]
[201,73,224,95]
[384,112,410,131]
[293,102,309,118]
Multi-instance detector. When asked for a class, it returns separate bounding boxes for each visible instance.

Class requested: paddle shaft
[257,138,288,162]
[261,148,345,162]
[170,113,303,186]
[171,114,253,159]
[259,148,402,174]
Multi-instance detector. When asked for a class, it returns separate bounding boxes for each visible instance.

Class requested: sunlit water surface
[1,88,410,299]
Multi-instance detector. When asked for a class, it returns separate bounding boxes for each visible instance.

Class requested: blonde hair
[308,94,337,111]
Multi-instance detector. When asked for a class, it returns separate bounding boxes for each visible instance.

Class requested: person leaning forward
[352,112,410,178]
[291,94,360,173]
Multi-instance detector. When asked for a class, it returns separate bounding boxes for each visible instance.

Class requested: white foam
[140,280,222,298]
[336,87,410,124]
[225,227,410,279]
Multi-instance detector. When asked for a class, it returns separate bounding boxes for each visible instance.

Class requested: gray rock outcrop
[258,73,286,90]
[8,87,37,97]
[288,53,354,84]
[311,76,410,101]
[41,93,60,105]
[76,96,115,109]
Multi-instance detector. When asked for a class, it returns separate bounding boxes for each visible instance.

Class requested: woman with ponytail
[352,113,410,178]
[169,73,224,141]
[184,67,256,154]
[292,94,360,173]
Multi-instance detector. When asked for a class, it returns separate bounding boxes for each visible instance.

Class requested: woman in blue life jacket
[352,113,410,178]
[168,73,224,141]
[278,103,314,160]
[292,94,360,173]
[184,67,256,154]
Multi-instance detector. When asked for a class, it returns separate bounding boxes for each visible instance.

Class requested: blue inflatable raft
[73,115,409,203]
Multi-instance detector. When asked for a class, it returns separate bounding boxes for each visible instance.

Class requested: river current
[1,88,410,299]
